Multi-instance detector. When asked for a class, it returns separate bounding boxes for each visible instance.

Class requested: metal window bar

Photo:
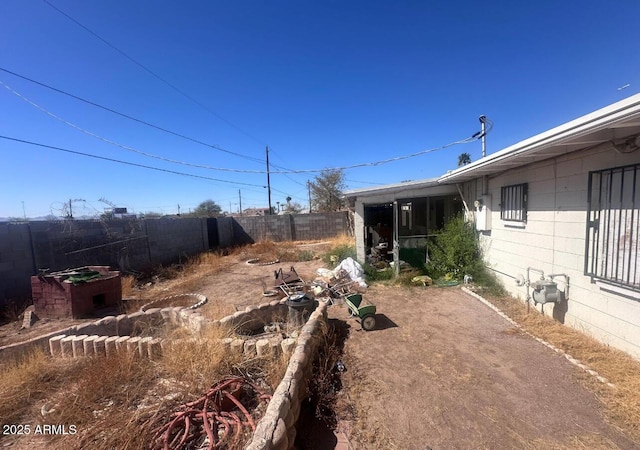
[501,183,527,222]
[585,163,640,291]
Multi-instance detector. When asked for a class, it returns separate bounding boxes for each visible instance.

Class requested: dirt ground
[2,248,639,449]
[330,284,639,450]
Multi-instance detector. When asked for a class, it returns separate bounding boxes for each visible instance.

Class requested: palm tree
[457,152,471,167]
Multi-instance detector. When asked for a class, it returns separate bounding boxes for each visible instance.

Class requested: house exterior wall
[352,184,458,262]
[465,144,640,358]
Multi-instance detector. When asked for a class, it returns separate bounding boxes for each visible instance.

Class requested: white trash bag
[334,257,367,288]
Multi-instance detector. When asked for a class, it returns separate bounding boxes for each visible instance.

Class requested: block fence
[1,211,351,304]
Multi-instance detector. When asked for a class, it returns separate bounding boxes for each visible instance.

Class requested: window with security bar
[500,183,528,222]
[584,163,640,291]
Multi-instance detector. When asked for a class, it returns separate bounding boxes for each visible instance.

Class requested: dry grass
[337,352,399,450]
[483,292,640,441]
[0,350,71,427]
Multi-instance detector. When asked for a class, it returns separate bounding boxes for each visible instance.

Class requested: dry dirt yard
[184,251,640,449]
[330,284,640,450]
[2,244,639,449]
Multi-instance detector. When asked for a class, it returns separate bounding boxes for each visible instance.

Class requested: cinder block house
[346,93,640,358]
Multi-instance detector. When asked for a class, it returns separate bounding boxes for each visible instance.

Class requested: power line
[0,135,267,188]
[42,0,266,146]
[0,67,265,164]
[0,80,270,174]
[2,78,489,174]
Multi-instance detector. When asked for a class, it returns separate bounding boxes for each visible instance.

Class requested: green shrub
[297,250,315,261]
[363,264,394,282]
[321,244,356,267]
[427,215,484,281]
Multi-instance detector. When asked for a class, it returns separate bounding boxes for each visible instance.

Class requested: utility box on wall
[475,194,492,231]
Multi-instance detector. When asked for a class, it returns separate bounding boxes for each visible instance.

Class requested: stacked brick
[246,301,328,450]
[49,334,162,359]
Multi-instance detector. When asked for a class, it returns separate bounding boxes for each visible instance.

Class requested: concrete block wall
[1,213,349,303]
[464,144,640,359]
[246,301,328,450]
[215,212,352,246]
[0,223,35,301]
[291,212,351,241]
[145,218,208,265]
[0,218,210,304]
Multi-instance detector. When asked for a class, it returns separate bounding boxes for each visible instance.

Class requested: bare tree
[308,169,346,212]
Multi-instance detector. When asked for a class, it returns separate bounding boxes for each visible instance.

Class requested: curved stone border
[0,306,173,363]
[462,287,615,389]
[246,258,281,266]
[140,293,207,312]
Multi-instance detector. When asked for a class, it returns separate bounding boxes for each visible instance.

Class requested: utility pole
[69,199,73,219]
[266,146,272,214]
[238,189,243,216]
[479,115,487,158]
[307,181,312,213]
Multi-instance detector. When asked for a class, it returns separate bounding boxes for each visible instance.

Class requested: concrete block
[301,320,318,335]
[167,307,183,324]
[49,334,66,357]
[104,336,119,356]
[148,338,163,359]
[270,338,282,357]
[291,346,309,365]
[244,340,256,356]
[116,315,133,336]
[143,309,164,328]
[256,339,271,357]
[284,405,297,428]
[93,336,107,356]
[83,335,98,356]
[280,338,296,354]
[230,339,244,355]
[189,314,205,333]
[219,316,233,327]
[286,426,296,448]
[128,311,149,335]
[290,395,301,422]
[72,335,88,357]
[60,336,74,358]
[271,418,288,450]
[74,322,101,336]
[221,337,233,352]
[160,307,173,321]
[139,337,153,357]
[179,309,195,323]
[115,336,130,352]
[127,337,142,355]
[95,316,117,335]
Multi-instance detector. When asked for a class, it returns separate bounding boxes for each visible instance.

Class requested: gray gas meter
[531,279,559,304]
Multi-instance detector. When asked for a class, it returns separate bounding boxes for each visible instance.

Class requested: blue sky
[1,1,639,218]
